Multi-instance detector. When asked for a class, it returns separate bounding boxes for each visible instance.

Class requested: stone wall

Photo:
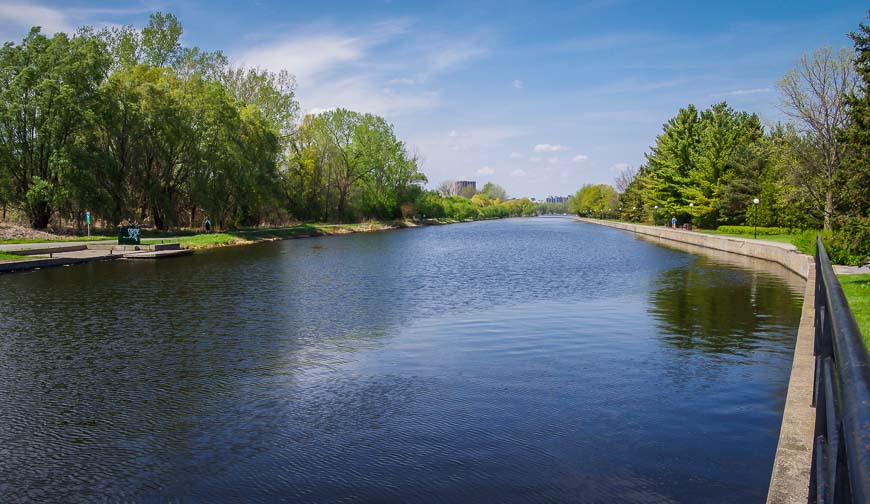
[577,219,811,279]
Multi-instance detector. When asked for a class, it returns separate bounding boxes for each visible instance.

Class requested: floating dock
[0,243,192,273]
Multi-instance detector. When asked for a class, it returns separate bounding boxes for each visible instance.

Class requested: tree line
[0,13,460,231]
[570,12,870,264]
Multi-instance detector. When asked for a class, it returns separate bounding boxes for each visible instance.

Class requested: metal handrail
[810,235,870,503]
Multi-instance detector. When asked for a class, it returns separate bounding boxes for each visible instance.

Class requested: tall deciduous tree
[777,46,856,230]
[0,28,108,227]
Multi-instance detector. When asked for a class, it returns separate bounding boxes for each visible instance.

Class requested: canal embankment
[0,218,492,274]
[577,218,815,504]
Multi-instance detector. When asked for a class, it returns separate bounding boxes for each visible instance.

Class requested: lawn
[838,274,870,349]
[698,229,796,245]
[0,235,114,244]
[0,251,38,261]
[140,222,410,250]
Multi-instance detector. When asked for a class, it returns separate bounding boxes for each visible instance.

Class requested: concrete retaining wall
[577,219,811,279]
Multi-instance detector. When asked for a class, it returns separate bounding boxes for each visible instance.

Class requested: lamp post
[753,198,760,239]
[689,203,693,230]
[653,204,658,225]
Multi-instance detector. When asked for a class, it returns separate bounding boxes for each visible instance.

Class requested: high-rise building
[454,180,476,195]
[545,195,569,204]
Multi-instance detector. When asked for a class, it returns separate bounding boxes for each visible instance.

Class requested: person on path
[671,215,677,229]
[204,217,212,234]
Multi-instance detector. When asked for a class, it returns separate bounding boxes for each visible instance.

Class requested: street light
[689,203,694,230]
[753,198,760,239]
[654,204,658,225]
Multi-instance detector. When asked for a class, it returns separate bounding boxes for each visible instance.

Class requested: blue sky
[1,1,867,199]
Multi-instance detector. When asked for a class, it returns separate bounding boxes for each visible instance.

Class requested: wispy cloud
[510,169,528,177]
[719,87,772,96]
[477,166,496,175]
[433,126,526,151]
[509,152,522,159]
[572,154,589,162]
[0,1,155,41]
[0,2,74,35]
[232,19,489,117]
[512,79,523,89]
[534,143,568,152]
[236,34,367,84]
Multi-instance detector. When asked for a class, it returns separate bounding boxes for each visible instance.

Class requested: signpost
[85,211,91,237]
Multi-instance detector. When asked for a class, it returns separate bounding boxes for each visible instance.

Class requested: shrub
[716,225,790,236]
[789,223,870,266]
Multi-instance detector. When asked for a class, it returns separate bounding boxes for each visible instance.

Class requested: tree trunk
[824,189,833,231]
[30,202,51,229]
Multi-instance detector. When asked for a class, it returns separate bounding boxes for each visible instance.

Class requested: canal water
[0,218,804,502]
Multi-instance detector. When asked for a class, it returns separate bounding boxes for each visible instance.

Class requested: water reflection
[0,218,803,502]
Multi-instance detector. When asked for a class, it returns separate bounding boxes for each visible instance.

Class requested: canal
[0,218,804,502]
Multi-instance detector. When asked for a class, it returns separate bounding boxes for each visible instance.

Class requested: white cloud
[0,3,74,35]
[233,21,489,117]
[477,166,496,175]
[235,34,366,85]
[510,169,528,177]
[425,40,488,74]
[529,156,542,163]
[421,126,527,152]
[572,154,589,162]
[509,152,522,159]
[512,79,523,89]
[301,75,439,116]
[534,143,568,152]
[721,87,772,96]
[548,157,559,164]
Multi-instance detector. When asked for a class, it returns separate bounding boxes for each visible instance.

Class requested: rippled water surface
[0,218,804,503]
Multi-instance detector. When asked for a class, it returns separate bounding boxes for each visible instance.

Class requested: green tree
[0,28,108,227]
[777,46,856,230]
[481,182,508,201]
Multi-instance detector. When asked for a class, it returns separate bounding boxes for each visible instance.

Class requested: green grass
[0,235,114,244]
[698,229,796,244]
[838,274,870,349]
[141,221,412,250]
[0,250,33,261]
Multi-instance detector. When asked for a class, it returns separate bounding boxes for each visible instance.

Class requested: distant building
[545,195,569,204]
[454,180,476,195]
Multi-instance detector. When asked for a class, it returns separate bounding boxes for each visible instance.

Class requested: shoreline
[0,218,478,273]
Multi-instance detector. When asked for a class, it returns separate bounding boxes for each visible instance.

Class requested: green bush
[790,229,819,256]
[833,216,870,265]
[789,223,870,266]
[716,225,791,235]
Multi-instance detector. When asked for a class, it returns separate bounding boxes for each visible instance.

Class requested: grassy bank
[698,229,797,245]
[0,235,114,244]
[839,274,870,348]
[0,251,32,261]
[143,221,417,250]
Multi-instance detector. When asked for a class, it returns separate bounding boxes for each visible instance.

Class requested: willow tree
[0,28,108,227]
